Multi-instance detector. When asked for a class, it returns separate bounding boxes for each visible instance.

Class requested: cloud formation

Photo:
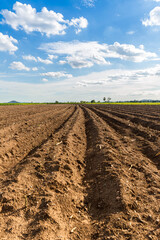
[23,55,53,64]
[22,55,37,62]
[127,31,135,35]
[75,64,160,87]
[37,57,52,64]
[1,63,160,102]
[142,6,160,26]
[41,71,73,78]
[82,0,96,7]
[48,54,58,60]
[40,40,157,69]
[1,2,88,36]
[42,78,48,82]
[9,61,30,71]
[32,67,38,71]
[107,42,156,62]
[0,32,18,53]
[69,17,88,34]
[40,41,111,68]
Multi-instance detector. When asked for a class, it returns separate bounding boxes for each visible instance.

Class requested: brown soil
[0,104,159,240]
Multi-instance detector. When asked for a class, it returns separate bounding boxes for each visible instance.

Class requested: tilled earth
[0,104,159,240]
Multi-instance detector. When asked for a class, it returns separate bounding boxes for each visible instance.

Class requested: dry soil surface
[0,104,159,240]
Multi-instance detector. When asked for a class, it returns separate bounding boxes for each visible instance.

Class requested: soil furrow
[0,105,70,129]
[92,106,160,131]
[0,105,75,175]
[83,106,160,240]
[1,106,77,181]
[0,106,92,240]
[87,106,160,170]
[0,104,160,240]
[95,105,160,121]
[95,104,160,117]
[82,106,125,239]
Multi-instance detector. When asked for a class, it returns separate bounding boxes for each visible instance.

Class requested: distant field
[0,103,44,105]
[1,102,160,105]
[88,102,160,105]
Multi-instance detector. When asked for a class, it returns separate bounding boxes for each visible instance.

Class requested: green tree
[103,97,106,102]
[107,97,111,102]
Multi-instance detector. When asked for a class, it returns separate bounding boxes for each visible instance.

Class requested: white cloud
[63,57,95,68]
[82,0,96,7]
[1,2,88,36]
[37,57,53,64]
[107,42,156,62]
[9,61,30,71]
[1,64,160,102]
[127,31,135,35]
[77,64,160,87]
[153,0,160,2]
[23,55,53,64]
[48,54,58,60]
[32,67,38,71]
[142,6,160,26]
[42,78,48,82]
[23,55,37,62]
[41,71,73,78]
[59,60,67,65]
[40,41,111,68]
[40,40,157,69]
[0,32,18,53]
[69,17,88,33]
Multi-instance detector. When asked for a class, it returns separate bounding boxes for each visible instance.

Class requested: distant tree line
[49,98,160,104]
[90,97,112,103]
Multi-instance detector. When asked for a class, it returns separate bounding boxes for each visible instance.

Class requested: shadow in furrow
[82,107,125,223]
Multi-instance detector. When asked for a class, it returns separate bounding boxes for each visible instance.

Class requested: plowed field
[0,104,159,240]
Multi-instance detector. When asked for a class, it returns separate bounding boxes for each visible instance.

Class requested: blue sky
[0,0,160,102]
